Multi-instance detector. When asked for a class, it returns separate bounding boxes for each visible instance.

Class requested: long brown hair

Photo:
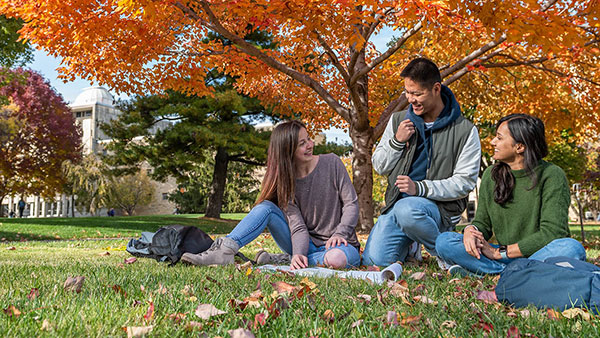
[492,114,548,205]
[255,120,306,210]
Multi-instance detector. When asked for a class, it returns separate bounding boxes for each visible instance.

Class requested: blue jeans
[362,197,442,266]
[226,201,360,268]
[436,231,587,275]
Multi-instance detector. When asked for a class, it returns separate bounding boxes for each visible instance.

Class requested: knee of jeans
[560,238,587,261]
[324,249,347,269]
[435,232,458,257]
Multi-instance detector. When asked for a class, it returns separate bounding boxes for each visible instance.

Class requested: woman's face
[491,121,523,165]
[293,128,314,163]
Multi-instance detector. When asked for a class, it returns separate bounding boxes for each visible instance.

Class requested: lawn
[1,215,600,337]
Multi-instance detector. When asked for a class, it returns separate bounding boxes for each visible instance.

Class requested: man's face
[404,78,441,119]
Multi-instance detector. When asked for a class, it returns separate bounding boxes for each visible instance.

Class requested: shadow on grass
[0,215,239,242]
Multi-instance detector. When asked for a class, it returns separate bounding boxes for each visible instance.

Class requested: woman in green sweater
[435,113,586,275]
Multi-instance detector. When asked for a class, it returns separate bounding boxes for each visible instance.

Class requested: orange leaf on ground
[271,281,298,294]
[322,309,335,323]
[144,301,154,321]
[3,305,21,317]
[547,309,561,320]
[254,312,267,328]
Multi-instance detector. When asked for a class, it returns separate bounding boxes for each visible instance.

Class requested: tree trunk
[205,146,229,218]
[350,125,375,233]
[0,194,6,217]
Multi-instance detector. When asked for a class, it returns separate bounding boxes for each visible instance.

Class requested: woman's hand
[463,225,485,259]
[290,254,308,270]
[326,236,347,249]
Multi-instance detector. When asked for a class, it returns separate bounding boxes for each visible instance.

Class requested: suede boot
[181,237,239,266]
[254,249,291,265]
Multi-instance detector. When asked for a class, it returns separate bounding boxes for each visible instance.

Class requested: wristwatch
[498,245,509,260]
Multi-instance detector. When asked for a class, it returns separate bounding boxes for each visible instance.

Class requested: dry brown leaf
[448,278,461,284]
[413,295,438,305]
[166,312,186,323]
[28,288,39,300]
[547,308,562,320]
[409,272,426,280]
[236,261,253,272]
[322,309,335,322]
[156,284,167,295]
[185,321,203,330]
[562,308,591,321]
[181,285,194,297]
[124,257,137,264]
[63,276,85,293]
[476,290,498,304]
[126,325,153,338]
[271,281,298,294]
[507,311,518,318]
[7,246,16,250]
[300,277,317,290]
[3,305,21,317]
[40,319,53,331]
[519,309,531,318]
[99,251,110,256]
[441,320,457,328]
[401,314,422,328]
[228,328,255,338]
[195,303,226,320]
[356,294,372,304]
[351,319,363,328]
[385,311,399,326]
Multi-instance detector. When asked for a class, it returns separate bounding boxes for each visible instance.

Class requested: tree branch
[373,94,408,141]
[350,20,424,86]
[228,154,265,166]
[440,34,507,79]
[314,31,350,83]
[173,1,351,122]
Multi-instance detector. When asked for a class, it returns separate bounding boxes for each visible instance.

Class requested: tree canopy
[0,68,81,210]
[4,0,598,229]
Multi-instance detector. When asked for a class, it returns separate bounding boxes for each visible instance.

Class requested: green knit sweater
[472,161,571,257]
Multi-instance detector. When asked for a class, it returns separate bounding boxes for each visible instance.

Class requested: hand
[395,119,415,143]
[326,236,347,249]
[480,241,500,260]
[395,175,416,195]
[463,226,485,259]
[290,254,308,270]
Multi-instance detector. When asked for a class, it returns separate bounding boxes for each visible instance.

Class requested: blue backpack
[495,257,600,314]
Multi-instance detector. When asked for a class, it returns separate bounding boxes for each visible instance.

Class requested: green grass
[1,216,600,336]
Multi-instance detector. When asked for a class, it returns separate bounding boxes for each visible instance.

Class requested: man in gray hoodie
[362,58,481,267]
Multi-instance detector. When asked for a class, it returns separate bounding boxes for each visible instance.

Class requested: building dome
[72,86,115,107]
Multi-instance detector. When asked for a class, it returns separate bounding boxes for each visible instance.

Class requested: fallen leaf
[431,272,444,280]
[376,288,387,305]
[126,325,153,338]
[111,285,127,297]
[166,312,186,323]
[448,278,461,284]
[507,312,518,318]
[40,319,52,331]
[254,312,267,328]
[409,272,426,280]
[400,314,422,328]
[28,288,39,300]
[236,261,252,272]
[144,301,154,321]
[7,246,16,250]
[99,251,110,256]
[156,284,167,295]
[547,309,561,320]
[185,321,203,330]
[562,308,591,321]
[413,284,426,294]
[507,326,521,338]
[3,305,21,317]
[519,309,531,318]
[472,320,494,332]
[300,277,317,291]
[228,328,255,338]
[63,276,85,293]
[441,320,457,328]
[322,309,335,323]
[124,257,137,264]
[351,319,363,328]
[385,311,399,326]
[195,304,226,320]
[367,265,380,271]
[356,294,372,304]
[271,281,298,294]
[413,295,438,305]
[181,285,194,297]
[476,290,498,304]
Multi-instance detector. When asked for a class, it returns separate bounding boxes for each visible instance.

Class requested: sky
[27,27,395,145]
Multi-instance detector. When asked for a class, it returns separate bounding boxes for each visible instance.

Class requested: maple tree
[0,68,81,215]
[3,0,598,229]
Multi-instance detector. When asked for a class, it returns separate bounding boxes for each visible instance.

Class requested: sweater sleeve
[287,202,310,257]
[372,113,407,175]
[517,166,571,256]
[331,156,359,240]
[414,126,481,200]
[472,168,493,241]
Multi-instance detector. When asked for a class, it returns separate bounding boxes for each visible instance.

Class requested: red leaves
[27,288,39,300]
[143,301,154,321]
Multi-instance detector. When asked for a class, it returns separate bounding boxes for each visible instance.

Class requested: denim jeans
[226,200,360,267]
[436,231,587,275]
[362,197,442,266]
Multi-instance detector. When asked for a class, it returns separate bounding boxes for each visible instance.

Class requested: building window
[75,112,82,118]
[162,193,169,200]
[85,111,92,117]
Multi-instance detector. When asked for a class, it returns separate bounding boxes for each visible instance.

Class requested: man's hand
[463,225,485,259]
[395,119,415,143]
[480,241,500,260]
[395,175,416,195]
[325,236,347,249]
[290,254,308,270]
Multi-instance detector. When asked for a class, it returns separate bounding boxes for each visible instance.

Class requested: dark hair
[491,114,548,205]
[255,120,306,210]
[400,57,442,89]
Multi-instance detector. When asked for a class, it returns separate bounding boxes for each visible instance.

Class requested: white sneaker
[407,242,423,262]
[436,256,453,271]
